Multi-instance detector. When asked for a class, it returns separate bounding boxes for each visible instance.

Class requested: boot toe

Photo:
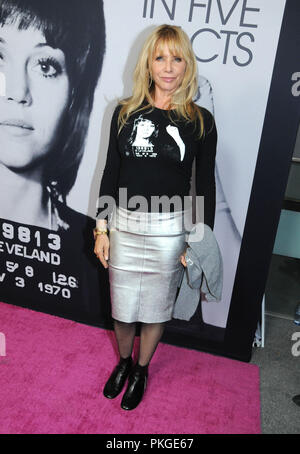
[121,366,148,410]
[103,357,133,399]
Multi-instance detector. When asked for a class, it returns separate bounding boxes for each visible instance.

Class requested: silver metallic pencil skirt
[107,206,188,323]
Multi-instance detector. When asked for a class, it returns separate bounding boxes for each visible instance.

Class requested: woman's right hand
[94,234,110,269]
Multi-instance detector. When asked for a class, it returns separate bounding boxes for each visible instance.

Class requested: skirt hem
[112,315,173,324]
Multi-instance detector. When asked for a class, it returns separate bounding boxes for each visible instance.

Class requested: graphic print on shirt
[165,124,186,161]
[127,115,159,157]
[126,114,186,161]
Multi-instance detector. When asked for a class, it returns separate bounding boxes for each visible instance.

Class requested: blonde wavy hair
[118,24,205,138]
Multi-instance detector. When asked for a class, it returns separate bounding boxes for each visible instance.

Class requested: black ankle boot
[103,356,133,399]
[121,363,148,410]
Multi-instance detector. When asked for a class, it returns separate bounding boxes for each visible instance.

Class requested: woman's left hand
[180,249,187,267]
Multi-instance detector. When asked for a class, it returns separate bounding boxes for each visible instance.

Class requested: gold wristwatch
[93,228,108,236]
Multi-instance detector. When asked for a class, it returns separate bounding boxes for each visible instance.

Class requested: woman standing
[94,24,217,410]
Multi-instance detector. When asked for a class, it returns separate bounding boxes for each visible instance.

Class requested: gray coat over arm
[172,223,223,321]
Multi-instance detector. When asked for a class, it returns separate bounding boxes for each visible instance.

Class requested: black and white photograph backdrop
[0,0,299,361]
[0,0,110,324]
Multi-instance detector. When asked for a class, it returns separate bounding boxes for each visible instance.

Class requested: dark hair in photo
[0,0,106,202]
[128,115,159,145]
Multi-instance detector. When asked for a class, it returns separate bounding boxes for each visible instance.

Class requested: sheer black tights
[113,319,165,366]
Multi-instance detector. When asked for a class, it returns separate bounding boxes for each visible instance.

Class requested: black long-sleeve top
[96,103,217,230]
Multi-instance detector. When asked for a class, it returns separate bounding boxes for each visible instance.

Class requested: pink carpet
[0,301,261,434]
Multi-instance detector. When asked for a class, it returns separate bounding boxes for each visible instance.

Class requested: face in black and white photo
[0,0,105,230]
[133,118,156,146]
[0,24,69,171]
